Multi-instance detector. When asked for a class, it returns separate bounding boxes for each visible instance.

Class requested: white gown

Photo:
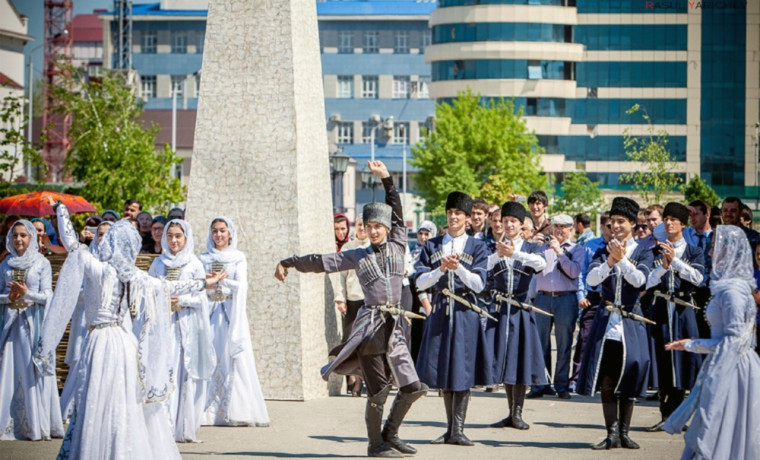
[199,217,269,427]
[148,232,215,442]
[35,205,205,459]
[0,229,64,440]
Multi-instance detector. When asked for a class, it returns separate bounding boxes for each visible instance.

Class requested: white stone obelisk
[186,0,339,400]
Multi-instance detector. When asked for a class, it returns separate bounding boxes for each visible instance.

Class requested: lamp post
[330,148,350,214]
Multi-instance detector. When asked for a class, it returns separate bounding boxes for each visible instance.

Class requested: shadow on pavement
[183,452,359,458]
[478,440,593,449]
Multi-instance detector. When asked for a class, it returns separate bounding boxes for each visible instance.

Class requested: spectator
[123,199,142,221]
[635,210,651,240]
[468,198,489,239]
[741,204,753,228]
[527,191,551,242]
[142,216,167,254]
[574,213,594,246]
[167,207,185,220]
[722,197,760,246]
[333,213,350,252]
[101,210,120,222]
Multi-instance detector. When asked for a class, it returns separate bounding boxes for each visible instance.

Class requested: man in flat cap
[644,202,705,432]
[528,213,585,400]
[414,191,490,446]
[275,161,426,458]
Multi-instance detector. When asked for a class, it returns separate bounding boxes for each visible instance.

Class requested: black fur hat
[501,201,527,222]
[609,197,639,223]
[663,202,689,226]
[446,191,473,216]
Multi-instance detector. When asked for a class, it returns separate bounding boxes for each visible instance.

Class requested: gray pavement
[0,389,686,460]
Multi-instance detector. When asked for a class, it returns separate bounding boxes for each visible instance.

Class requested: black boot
[511,384,529,430]
[490,384,513,428]
[591,400,621,450]
[618,398,640,449]
[366,385,401,458]
[430,390,453,444]
[446,391,474,446]
[382,383,428,455]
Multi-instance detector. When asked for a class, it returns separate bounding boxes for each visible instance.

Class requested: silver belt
[88,321,120,332]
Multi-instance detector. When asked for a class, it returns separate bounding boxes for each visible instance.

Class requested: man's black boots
[446,390,474,446]
[591,399,621,450]
[366,385,401,458]
[382,383,429,454]
[430,390,453,444]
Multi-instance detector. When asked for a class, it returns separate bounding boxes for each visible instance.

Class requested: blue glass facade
[576,62,687,87]
[574,25,687,51]
[432,60,572,81]
[700,5,747,190]
[432,23,570,44]
[577,1,687,13]
[538,135,687,162]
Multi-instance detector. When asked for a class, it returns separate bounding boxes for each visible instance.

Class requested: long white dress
[0,220,63,440]
[199,217,269,427]
[147,219,216,442]
[35,205,206,459]
[665,225,760,460]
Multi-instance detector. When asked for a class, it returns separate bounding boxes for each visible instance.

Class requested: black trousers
[359,353,421,397]
[598,340,624,403]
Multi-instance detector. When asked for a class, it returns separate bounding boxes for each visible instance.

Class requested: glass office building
[427,0,759,200]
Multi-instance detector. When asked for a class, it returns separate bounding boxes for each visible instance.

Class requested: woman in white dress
[34,202,226,459]
[200,217,269,427]
[148,219,216,442]
[664,225,760,459]
[0,220,63,440]
[61,220,114,422]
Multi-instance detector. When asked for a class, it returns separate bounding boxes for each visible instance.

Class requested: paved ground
[0,388,686,460]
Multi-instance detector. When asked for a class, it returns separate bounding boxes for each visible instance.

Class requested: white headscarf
[89,221,114,259]
[5,220,44,270]
[710,225,756,294]
[98,220,142,283]
[199,216,245,265]
[158,219,195,269]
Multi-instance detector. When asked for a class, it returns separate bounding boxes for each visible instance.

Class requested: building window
[171,75,185,99]
[393,76,410,99]
[141,31,157,54]
[362,122,374,144]
[394,31,409,54]
[393,122,409,144]
[338,31,353,54]
[416,77,430,99]
[171,32,187,54]
[362,76,378,99]
[337,76,353,98]
[528,60,542,79]
[363,31,379,53]
[337,122,354,144]
[141,75,156,100]
[197,31,205,53]
[421,31,431,53]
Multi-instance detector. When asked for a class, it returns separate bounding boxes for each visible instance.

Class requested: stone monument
[186,0,339,400]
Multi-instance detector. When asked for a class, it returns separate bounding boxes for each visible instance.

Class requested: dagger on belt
[442,289,498,322]
[653,290,701,310]
[494,293,553,317]
[374,305,427,325]
[605,301,656,325]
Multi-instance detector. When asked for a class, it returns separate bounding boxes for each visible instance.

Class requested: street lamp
[330,148,350,214]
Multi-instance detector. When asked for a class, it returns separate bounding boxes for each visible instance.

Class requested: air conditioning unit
[330,114,341,122]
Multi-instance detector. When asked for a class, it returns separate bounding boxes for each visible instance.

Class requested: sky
[15,0,122,85]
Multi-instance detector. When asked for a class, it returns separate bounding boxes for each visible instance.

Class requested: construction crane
[42,0,73,182]
[113,0,133,70]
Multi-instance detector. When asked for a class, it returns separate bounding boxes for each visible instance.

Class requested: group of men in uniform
[276,161,725,457]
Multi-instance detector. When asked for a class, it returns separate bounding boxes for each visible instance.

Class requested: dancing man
[275,161,426,458]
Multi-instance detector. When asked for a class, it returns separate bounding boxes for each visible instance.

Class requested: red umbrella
[0,191,97,217]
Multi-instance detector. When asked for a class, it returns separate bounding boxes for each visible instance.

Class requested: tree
[682,175,721,207]
[553,171,605,219]
[411,88,546,212]
[619,104,682,204]
[0,85,45,191]
[50,68,184,212]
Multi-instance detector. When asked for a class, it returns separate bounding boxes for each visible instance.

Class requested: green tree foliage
[620,104,682,204]
[411,89,546,212]
[553,171,605,218]
[682,175,721,207]
[1,85,45,193]
[50,68,184,212]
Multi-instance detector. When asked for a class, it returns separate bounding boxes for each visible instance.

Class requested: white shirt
[415,232,484,293]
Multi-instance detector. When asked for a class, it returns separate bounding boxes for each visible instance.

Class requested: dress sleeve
[24,260,52,305]
[685,289,751,354]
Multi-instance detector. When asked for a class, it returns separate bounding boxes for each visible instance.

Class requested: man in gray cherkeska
[275,160,427,458]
